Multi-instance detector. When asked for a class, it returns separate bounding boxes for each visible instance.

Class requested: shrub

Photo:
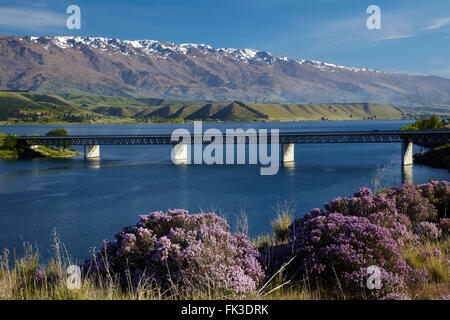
[379,184,438,224]
[2,134,17,150]
[83,209,264,297]
[413,222,442,242]
[284,211,426,299]
[439,218,450,237]
[401,115,445,130]
[418,181,450,219]
[46,128,71,150]
[324,188,413,244]
[45,128,68,136]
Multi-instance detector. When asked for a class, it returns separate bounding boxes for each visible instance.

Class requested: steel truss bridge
[15,130,450,147]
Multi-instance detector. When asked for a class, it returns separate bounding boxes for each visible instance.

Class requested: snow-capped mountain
[1,35,449,106]
[29,36,381,72]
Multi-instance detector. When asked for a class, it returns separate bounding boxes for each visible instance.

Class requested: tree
[2,134,17,150]
[45,128,70,150]
[401,115,444,131]
[429,115,441,129]
[45,128,68,137]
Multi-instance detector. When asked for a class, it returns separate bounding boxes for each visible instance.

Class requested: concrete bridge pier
[401,140,413,166]
[84,145,100,159]
[172,143,189,164]
[282,143,295,164]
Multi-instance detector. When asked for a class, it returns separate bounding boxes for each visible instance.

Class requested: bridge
[16,129,450,168]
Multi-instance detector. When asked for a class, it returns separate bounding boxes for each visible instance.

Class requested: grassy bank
[33,146,81,158]
[0,129,81,160]
[1,225,448,300]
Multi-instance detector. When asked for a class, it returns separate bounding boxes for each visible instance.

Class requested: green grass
[1,90,411,124]
[270,205,294,245]
[401,239,450,283]
[36,146,80,158]
[248,103,403,121]
[57,90,146,108]
[0,149,17,160]
[0,91,95,123]
[0,134,18,159]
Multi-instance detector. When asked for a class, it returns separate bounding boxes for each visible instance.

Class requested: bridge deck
[15,130,450,147]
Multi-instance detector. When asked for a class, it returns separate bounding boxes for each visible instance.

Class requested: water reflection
[402,165,413,184]
[85,159,101,169]
[282,161,296,171]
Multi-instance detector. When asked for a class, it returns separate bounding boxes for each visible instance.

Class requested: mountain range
[0,35,450,108]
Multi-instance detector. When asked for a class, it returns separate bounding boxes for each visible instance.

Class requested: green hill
[248,103,403,121]
[0,90,413,124]
[0,91,93,122]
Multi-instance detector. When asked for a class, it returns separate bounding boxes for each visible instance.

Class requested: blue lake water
[0,120,449,262]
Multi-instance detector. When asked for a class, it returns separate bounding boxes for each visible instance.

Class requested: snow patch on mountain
[29,36,381,73]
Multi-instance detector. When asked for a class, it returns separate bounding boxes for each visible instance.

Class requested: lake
[0,120,448,262]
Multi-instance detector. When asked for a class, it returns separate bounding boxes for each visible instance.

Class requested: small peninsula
[0,129,81,160]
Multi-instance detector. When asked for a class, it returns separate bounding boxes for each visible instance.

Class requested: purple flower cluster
[284,211,426,299]
[413,221,442,242]
[271,182,450,299]
[417,181,450,219]
[379,184,438,224]
[439,218,450,236]
[83,209,264,296]
[324,190,413,244]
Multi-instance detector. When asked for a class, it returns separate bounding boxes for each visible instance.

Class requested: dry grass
[1,231,449,300]
[270,203,294,245]
[401,237,450,299]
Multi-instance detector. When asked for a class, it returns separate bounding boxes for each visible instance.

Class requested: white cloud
[0,7,66,30]
[423,17,450,30]
[303,13,417,49]
[376,33,414,41]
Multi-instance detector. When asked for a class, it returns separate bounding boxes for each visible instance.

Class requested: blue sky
[0,0,449,77]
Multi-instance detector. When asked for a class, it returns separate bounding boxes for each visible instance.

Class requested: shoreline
[0,118,414,126]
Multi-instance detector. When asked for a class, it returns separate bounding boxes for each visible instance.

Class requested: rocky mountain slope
[1,35,449,107]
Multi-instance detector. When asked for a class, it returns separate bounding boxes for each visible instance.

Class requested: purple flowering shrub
[379,184,438,224]
[324,189,413,244]
[418,181,450,219]
[284,211,426,299]
[413,222,442,242]
[83,209,264,296]
[261,183,450,299]
[439,218,450,237]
